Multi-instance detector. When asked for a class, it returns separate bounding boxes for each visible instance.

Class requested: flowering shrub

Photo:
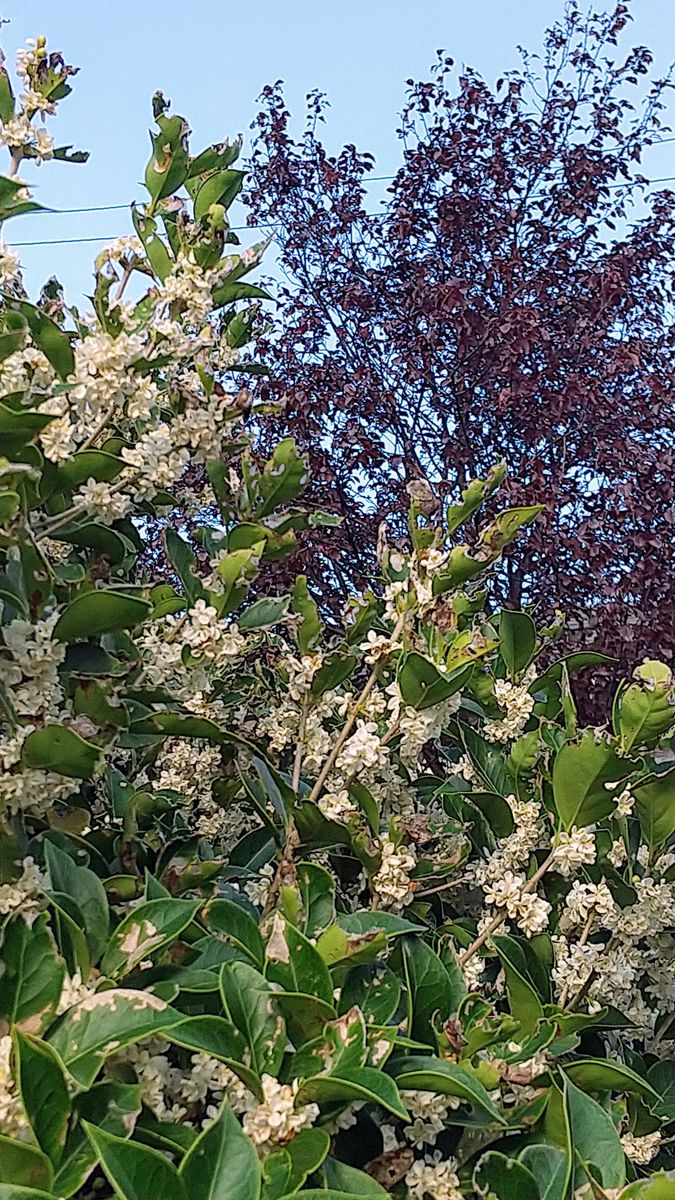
[1,34,675,1200]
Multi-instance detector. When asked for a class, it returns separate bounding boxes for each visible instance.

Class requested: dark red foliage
[244,2,675,692]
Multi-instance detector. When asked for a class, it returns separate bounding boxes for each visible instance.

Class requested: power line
[12,136,675,219]
[8,172,675,248]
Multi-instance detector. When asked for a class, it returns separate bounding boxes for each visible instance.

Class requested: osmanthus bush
[1,37,675,1200]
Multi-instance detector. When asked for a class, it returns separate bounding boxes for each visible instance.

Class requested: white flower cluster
[406,1152,463,1200]
[372,837,417,910]
[551,825,597,877]
[620,1130,662,1165]
[484,677,535,742]
[111,1038,249,1126]
[402,1089,461,1147]
[0,857,46,925]
[483,870,551,938]
[241,1073,319,1150]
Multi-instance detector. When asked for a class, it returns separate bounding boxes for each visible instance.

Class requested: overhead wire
[6,168,675,248]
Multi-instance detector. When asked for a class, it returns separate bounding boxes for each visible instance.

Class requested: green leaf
[310,650,358,699]
[564,1058,660,1102]
[265,914,333,1005]
[388,1055,506,1125]
[518,1146,568,1200]
[202,897,264,966]
[220,961,286,1079]
[323,1160,388,1196]
[0,915,64,1034]
[48,989,180,1084]
[291,575,321,654]
[563,1075,625,1190]
[445,462,506,534]
[499,610,536,678]
[255,440,309,518]
[283,1128,330,1191]
[300,1067,408,1120]
[616,663,675,752]
[493,935,543,1036]
[54,589,151,642]
[398,652,467,711]
[648,1059,675,1119]
[239,594,290,631]
[101,898,201,978]
[0,404,54,456]
[145,112,190,209]
[290,1008,367,1081]
[165,1015,246,1068]
[21,724,102,780]
[164,527,209,605]
[15,301,74,380]
[340,964,401,1026]
[179,1104,260,1200]
[13,1031,70,1167]
[473,1151,539,1200]
[54,1081,141,1198]
[296,862,336,940]
[44,841,109,962]
[634,769,675,851]
[83,1122,187,1200]
[552,731,631,829]
[401,937,458,1044]
[0,1187,57,1200]
[50,450,124,495]
[0,1137,53,1191]
[619,1172,675,1199]
[337,912,424,937]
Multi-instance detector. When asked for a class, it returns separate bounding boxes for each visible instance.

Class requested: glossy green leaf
[552,732,630,828]
[401,937,458,1044]
[300,1066,408,1120]
[518,1146,568,1200]
[0,1138,53,1191]
[54,1081,141,1198]
[474,1150,539,1200]
[265,914,333,1005]
[499,610,537,678]
[44,841,109,962]
[323,1160,387,1196]
[13,1031,70,1166]
[83,1122,187,1200]
[564,1075,625,1190]
[179,1104,260,1200]
[21,724,102,780]
[54,589,151,642]
[388,1055,506,1124]
[202,897,264,966]
[634,769,675,851]
[564,1058,660,1102]
[0,915,64,1034]
[220,961,286,1078]
[48,989,180,1083]
[101,898,201,978]
[238,594,290,630]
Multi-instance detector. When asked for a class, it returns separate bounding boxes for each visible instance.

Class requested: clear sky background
[2,0,674,301]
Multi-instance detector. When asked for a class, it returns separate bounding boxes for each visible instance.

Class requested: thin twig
[307,610,407,806]
[567,935,619,1013]
[459,850,556,967]
[80,402,118,451]
[292,696,309,793]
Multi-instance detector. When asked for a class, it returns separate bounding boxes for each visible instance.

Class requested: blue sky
[2,0,674,300]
